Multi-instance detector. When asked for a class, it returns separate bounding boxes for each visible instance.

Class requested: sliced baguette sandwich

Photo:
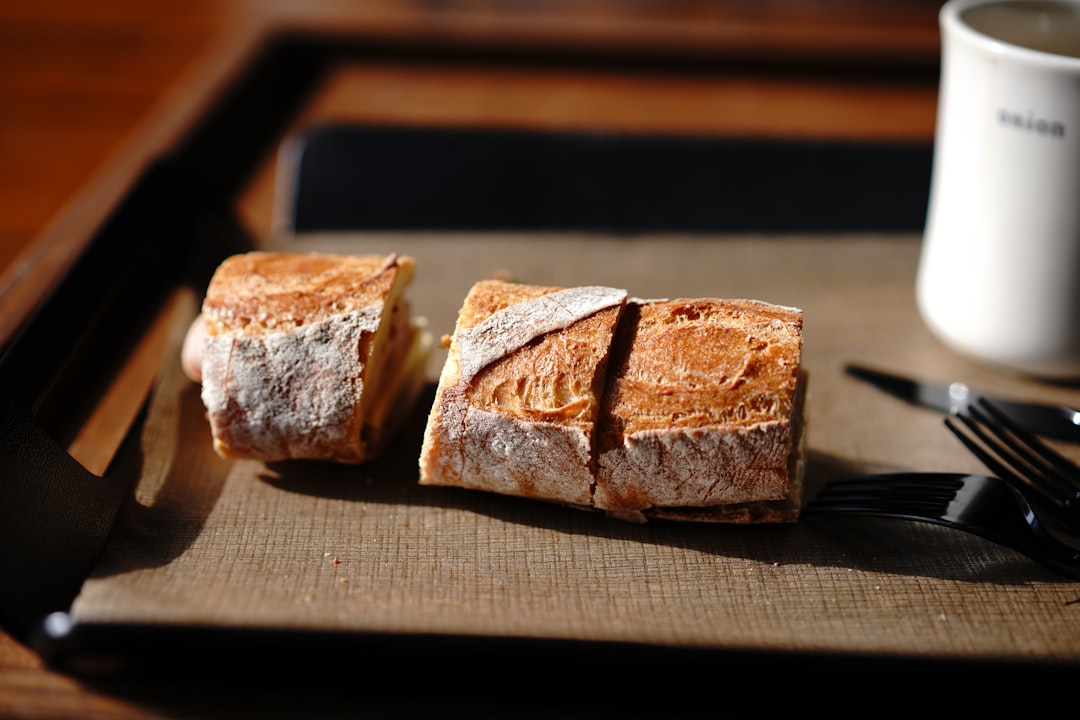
[419,279,806,523]
[418,279,629,509]
[183,251,431,464]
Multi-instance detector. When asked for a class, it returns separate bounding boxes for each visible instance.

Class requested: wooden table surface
[0,1,950,717]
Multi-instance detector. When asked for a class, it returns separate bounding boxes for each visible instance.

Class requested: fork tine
[947,400,1080,516]
[808,473,961,515]
[804,473,1080,579]
[946,417,1079,530]
[808,496,949,515]
[812,473,962,496]
[812,487,953,506]
[944,414,1047,498]
[973,399,1080,500]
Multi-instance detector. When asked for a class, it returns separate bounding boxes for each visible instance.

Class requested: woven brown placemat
[70,234,1080,661]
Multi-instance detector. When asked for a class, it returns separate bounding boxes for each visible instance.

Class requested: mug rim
[942,0,1080,69]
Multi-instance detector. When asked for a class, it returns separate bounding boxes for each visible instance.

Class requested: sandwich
[418,279,806,523]
[182,251,431,464]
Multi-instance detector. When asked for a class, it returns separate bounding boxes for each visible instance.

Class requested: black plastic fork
[803,472,1080,580]
[945,398,1080,531]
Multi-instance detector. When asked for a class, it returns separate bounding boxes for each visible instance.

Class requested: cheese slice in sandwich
[418,279,628,508]
[189,251,431,464]
[419,280,806,523]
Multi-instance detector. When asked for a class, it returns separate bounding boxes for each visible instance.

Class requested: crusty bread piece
[193,251,431,463]
[595,298,805,523]
[418,279,628,507]
[419,280,806,523]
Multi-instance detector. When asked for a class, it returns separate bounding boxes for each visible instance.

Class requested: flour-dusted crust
[418,280,628,507]
[420,281,806,523]
[594,298,805,522]
[201,309,380,461]
[197,251,429,463]
[454,284,630,382]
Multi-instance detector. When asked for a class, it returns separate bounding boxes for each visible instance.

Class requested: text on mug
[997,109,1065,138]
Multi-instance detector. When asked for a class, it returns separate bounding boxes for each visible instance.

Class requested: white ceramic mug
[917,0,1080,379]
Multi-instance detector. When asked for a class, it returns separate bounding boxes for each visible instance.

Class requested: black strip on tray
[285,124,933,234]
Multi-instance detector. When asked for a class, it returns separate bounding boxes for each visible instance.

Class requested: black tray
[6,30,1033,702]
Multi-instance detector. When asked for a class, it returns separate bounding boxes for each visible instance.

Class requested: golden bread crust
[593,298,804,520]
[418,280,628,506]
[420,281,806,523]
[202,252,406,337]
[198,251,426,463]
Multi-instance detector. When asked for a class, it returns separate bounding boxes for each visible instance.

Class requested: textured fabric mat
[70,235,1080,662]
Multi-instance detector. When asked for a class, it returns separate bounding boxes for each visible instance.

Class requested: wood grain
[0,0,944,326]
